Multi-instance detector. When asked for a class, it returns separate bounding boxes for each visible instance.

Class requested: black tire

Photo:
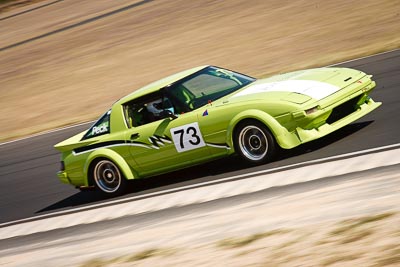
[233,120,277,164]
[92,159,128,196]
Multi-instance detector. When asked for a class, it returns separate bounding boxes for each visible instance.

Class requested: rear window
[82,110,111,140]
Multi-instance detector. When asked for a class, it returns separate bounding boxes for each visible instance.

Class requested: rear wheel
[92,159,127,196]
[234,120,277,164]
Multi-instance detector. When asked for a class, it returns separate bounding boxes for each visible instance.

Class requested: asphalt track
[0,49,399,224]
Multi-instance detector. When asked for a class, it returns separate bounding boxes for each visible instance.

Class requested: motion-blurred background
[0,0,399,142]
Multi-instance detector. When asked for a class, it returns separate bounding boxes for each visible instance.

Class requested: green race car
[55,66,381,195]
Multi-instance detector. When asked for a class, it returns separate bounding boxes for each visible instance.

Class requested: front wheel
[92,159,128,196]
[234,120,277,164]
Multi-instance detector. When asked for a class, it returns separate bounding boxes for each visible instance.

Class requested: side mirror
[161,110,178,120]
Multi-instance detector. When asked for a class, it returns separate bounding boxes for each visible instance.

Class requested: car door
[124,95,210,176]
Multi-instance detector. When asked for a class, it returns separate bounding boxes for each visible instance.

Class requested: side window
[82,110,111,140]
[124,93,176,127]
[164,85,193,113]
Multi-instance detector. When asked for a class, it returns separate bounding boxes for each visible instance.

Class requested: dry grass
[330,212,395,235]
[0,0,399,141]
[75,212,399,267]
[321,253,362,266]
[374,248,400,266]
[79,259,108,267]
[217,229,290,248]
[0,0,47,13]
[338,228,374,244]
[79,247,176,266]
[127,248,159,261]
[275,233,309,249]
[126,247,176,261]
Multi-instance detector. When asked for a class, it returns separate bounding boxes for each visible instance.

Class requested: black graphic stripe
[73,140,126,154]
[73,139,155,154]
[155,134,171,141]
[148,135,172,148]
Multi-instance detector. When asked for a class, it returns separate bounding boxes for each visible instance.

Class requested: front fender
[226,109,299,149]
[84,148,137,185]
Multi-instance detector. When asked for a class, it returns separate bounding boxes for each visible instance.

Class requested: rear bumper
[57,171,71,184]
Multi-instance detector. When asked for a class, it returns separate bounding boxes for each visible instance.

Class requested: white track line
[1,48,399,146]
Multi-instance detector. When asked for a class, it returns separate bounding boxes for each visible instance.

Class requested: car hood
[229,67,366,104]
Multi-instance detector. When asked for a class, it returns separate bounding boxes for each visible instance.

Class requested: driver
[146,99,163,118]
[146,98,175,121]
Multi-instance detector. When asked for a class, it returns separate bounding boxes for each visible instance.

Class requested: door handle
[130,133,140,139]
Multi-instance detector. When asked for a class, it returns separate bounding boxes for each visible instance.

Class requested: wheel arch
[226,109,287,150]
[84,148,137,186]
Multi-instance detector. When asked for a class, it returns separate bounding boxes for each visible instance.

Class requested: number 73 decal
[170,122,206,153]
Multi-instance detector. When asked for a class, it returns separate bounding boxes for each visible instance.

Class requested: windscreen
[165,66,255,110]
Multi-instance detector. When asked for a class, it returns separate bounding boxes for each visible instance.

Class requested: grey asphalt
[0,49,399,224]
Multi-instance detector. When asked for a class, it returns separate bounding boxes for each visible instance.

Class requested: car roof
[115,65,208,105]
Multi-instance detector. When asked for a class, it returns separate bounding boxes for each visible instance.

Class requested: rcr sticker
[170,122,206,153]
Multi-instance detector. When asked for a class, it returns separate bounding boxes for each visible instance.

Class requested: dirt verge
[0,0,399,141]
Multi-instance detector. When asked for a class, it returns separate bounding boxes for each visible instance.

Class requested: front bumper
[276,97,381,149]
[296,98,381,143]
